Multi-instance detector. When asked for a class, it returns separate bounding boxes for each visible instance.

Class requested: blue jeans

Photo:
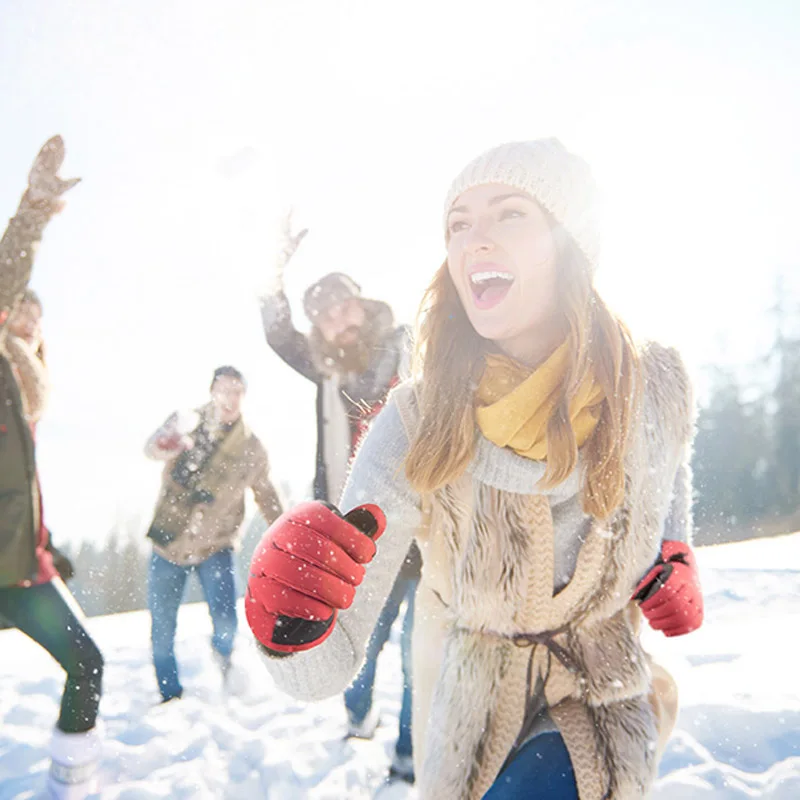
[148,548,238,701]
[344,574,417,758]
[482,732,578,799]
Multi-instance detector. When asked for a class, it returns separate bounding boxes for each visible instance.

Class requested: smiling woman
[246,138,705,800]
[0,136,104,800]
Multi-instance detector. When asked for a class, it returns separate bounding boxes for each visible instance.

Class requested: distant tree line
[60,513,269,618]
[692,284,800,543]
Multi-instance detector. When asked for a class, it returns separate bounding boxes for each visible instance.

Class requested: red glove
[155,432,193,453]
[633,540,703,637]
[156,433,181,450]
[246,501,386,654]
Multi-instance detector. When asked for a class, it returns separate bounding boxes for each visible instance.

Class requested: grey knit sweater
[256,390,691,700]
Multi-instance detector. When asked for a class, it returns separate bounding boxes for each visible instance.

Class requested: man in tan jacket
[145,365,282,701]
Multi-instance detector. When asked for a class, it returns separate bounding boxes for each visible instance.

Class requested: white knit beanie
[443,139,599,273]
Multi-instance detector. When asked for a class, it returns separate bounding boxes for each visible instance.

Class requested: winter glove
[260,211,308,299]
[154,431,193,455]
[47,540,75,582]
[24,135,81,213]
[0,136,80,328]
[147,411,197,460]
[276,211,308,285]
[246,501,385,655]
[633,540,703,637]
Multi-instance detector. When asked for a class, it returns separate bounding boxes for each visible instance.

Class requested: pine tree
[770,282,800,515]
[693,368,772,540]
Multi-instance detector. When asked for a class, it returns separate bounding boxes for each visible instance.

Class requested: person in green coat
[0,137,104,800]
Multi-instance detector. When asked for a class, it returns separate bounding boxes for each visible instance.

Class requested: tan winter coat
[395,342,692,799]
[146,408,282,565]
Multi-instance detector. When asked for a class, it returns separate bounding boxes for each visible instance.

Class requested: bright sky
[1,0,798,545]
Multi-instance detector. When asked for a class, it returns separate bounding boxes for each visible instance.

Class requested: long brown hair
[405,226,641,520]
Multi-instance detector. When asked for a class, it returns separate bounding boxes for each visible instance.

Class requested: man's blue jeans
[344,574,417,758]
[148,548,237,701]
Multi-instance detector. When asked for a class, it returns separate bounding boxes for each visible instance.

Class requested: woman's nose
[463,226,494,256]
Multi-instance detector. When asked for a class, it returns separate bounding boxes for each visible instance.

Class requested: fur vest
[4,335,48,424]
[394,341,693,799]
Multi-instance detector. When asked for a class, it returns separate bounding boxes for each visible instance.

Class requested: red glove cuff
[245,589,338,654]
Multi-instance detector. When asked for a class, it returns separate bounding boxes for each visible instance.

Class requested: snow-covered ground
[1,533,799,799]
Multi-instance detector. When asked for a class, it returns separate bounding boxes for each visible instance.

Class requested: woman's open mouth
[469,268,515,310]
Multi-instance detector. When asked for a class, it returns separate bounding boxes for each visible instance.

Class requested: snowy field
[1,533,799,799]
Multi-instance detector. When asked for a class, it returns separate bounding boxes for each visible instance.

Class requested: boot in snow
[212,648,232,681]
[346,703,380,739]
[388,752,415,783]
[159,690,183,705]
[47,726,101,799]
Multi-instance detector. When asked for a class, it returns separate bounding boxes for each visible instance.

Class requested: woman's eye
[499,208,524,221]
[448,220,469,234]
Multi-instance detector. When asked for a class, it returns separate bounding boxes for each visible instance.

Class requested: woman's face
[446,184,560,362]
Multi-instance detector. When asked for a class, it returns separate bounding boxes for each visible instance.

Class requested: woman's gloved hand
[633,540,704,637]
[246,501,385,654]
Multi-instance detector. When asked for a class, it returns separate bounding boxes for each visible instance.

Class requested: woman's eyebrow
[447,192,531,220]
[488,192,531,206]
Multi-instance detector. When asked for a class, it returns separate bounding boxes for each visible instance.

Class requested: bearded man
[259,222,409,503]
[258,222,419,781]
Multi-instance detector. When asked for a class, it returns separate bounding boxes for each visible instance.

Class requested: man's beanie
[302,272,361,322]
[443,138,600,274]
[211,365,246,390]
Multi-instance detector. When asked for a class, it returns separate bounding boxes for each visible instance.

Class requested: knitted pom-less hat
[303,272,361,322]
[443,139,599,273]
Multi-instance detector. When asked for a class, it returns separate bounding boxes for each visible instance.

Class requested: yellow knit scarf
[475,342,604,461]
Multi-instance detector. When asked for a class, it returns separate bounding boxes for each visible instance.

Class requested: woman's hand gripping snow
[246,501,386,655]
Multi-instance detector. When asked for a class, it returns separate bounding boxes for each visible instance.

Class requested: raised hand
[0,136,81,325]
[271,210,309,291]
[280,210,309,260]
[25,135,81,213]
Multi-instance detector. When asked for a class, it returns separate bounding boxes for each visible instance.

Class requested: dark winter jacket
[260,290,408,501]
[260,289,421,580]
[0,142,70,588]
[0,356,48,587]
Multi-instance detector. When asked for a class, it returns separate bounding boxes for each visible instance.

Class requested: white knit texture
[444,139,600,273]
